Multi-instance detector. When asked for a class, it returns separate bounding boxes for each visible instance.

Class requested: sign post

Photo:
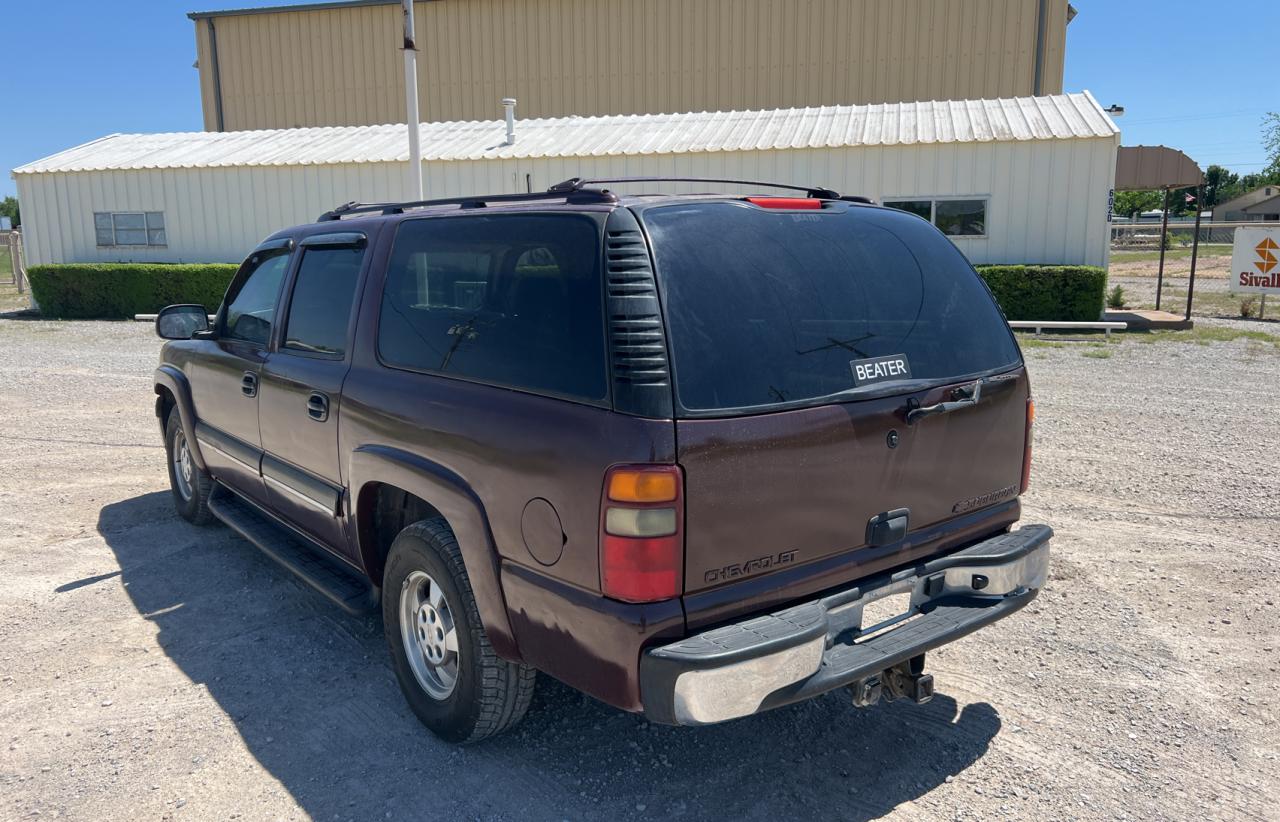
[1230,228,1280,311]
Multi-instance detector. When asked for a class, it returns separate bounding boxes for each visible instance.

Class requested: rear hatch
[638,199,1030,602]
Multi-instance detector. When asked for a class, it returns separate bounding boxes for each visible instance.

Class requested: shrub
[1106,284,1126,310]
[975,265,1107,322]
[27,263,238,319]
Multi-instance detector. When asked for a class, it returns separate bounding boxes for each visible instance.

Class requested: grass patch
[1133,326,1280,349]
[1110,247,1232,264]
[0,248,12,279]
[1015,325,1279,352]
[0,280,29,314]
[1016,336,1067,349]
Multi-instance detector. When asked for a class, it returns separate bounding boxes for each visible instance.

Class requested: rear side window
[377,214,607,402]
[283,245,365,357]
[642,202,1021,414]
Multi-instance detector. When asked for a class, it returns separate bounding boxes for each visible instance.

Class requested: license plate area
[856,592,915,641]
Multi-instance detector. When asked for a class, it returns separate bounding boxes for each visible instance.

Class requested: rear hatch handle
[905,375,1013,425]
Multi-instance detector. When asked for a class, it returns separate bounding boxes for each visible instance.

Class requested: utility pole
[402,0,423,200]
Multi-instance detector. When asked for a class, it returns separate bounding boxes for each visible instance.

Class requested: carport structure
[1114,145,1205,323]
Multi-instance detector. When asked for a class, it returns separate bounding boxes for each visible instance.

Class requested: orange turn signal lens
[607,468,679,503]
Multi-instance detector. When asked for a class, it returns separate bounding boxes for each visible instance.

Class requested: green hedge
[975,265,1107,322]
[27,263,238,319]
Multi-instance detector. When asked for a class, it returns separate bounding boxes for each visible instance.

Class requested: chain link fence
[0,229,31,314]
[1109,220,1272,321]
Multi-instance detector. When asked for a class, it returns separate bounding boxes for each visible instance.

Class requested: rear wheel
[383,518,535,743]
[164,411,214,525]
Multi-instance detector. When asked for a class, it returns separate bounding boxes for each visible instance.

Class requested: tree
[0,196,18,228]
[1263,112,1280,181]
[1203,165,1240,209]
[1112,189,1164,219]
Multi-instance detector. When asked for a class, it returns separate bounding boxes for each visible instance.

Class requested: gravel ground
[0,319,1277,821]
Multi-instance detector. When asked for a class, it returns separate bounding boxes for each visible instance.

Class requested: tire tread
[396,518,535,743]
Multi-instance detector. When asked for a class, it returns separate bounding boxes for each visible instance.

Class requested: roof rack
[548,176,874,203]
[316,186,618,221]
[318,176,874,221]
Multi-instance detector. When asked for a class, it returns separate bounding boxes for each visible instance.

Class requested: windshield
[641,201,1021,414]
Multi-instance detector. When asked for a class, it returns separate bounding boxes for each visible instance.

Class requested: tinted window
[283,245,365,356]
[643,202,1021,413]
[935,199,986,236]
[885,198,988,236]
[884,200,932,221]
[378,215,607,402]
[224,250,290,345]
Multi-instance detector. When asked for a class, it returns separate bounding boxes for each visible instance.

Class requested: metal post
[1261,294,1267,321]
[402,0,423,200]
[16,232,26,295]
[1155,187,1170,310]
[1185,185,1204,322]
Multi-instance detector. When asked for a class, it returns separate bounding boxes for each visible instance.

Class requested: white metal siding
[15,135,1116,268]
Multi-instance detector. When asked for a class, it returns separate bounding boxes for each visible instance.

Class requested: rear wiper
[905,375,1014,425]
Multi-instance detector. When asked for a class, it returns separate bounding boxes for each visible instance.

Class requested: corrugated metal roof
[13,92,1117,175]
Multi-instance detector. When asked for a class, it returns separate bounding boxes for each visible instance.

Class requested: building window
[883,198,987,237]
[94,211,166,247]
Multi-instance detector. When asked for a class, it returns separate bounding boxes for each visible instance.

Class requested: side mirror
[156,304,211,340]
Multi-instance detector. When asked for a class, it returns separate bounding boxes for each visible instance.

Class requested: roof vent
[502,98,517,145]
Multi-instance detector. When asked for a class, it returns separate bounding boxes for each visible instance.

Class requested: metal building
[192,0,1074,131]
[11,92,1118,269]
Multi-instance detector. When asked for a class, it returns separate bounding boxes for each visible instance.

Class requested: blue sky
[2,0,1277,199]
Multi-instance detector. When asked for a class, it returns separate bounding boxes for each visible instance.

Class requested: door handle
[241,371,258,398]
[307,391,330,422]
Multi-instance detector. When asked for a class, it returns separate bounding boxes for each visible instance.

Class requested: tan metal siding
[194,20,218,130]
[1040,0,1068,95]
[198,0,1070,131]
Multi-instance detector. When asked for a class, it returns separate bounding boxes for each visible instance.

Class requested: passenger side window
[223,250,291,345]
[283,245,366,357]
[378,214,607,402]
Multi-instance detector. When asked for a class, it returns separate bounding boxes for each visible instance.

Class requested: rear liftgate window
[642,202,1021,414]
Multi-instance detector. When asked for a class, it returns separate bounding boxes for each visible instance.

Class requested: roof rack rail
[316,186,618,222]
[548,176,874,203]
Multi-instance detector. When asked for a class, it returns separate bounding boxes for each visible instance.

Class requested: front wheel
[164,411,214,525]
[383,518,535,744]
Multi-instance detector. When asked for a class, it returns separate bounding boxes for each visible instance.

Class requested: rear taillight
[600,465,683,603]
[744,197,822,210]
[1021,397,1035,493]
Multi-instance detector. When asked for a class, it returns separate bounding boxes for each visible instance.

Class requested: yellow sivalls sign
[1232,227,1280,294]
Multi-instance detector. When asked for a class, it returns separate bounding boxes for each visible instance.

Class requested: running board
[208,487,378,616]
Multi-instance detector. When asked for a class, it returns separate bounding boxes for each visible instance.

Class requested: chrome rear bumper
[640,525,1051,725]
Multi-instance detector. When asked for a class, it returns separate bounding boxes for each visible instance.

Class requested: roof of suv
[308,177,875,226]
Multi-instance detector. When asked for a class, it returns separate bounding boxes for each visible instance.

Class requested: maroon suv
[153,177,1050,743]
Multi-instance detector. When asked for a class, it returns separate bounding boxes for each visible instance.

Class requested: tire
[164,410,214,525]
[383,518,536,744]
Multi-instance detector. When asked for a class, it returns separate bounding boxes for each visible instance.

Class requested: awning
[1115,146,1204,191]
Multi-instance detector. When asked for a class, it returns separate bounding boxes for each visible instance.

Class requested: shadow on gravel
[99,492,1001,821]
